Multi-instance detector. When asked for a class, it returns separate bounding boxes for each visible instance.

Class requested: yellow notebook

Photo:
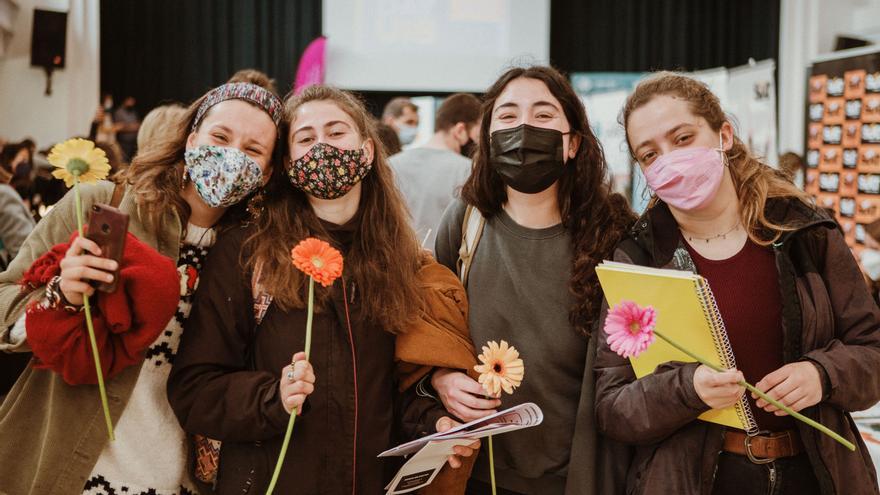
[596,261,758,433]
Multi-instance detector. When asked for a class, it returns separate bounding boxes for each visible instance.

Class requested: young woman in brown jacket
[167,85,476,494]
[595,72,880,495]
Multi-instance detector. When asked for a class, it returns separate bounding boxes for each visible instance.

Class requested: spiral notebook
[596,261,758,434]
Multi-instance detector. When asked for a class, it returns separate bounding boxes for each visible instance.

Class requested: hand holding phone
[84,204,129,293]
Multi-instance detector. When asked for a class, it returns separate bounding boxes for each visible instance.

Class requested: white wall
[778,0,880,155]
[0,0,99,149]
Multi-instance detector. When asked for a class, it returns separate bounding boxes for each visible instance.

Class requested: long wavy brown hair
[121,82,279,232]
[461,66,637,336]
[242,85,423,334]
[621,72,814,245]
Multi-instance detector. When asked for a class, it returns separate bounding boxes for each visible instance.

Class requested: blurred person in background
[0,142,35,402]
[0,143,36,268]
[376,120,403,156]
[94,141,126,179]
[114,96,142,161]
[779,152,806,189]
[30,147,67,220]
[90,94,118,144]
[390,93,481,250]
[383,96,420,146]
[227,68,279,95]
[137,103,188,157]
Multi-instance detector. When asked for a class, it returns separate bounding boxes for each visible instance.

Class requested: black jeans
[711,452,820,495]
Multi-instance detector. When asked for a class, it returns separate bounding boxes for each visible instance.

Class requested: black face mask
[489,124,566,194]
[13,161,32,180]
[460,139,477,158]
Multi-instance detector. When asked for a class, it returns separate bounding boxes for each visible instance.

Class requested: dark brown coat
[595,199,880,495]
[168,224,464,494]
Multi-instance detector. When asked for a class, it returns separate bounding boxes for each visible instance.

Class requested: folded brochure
[379,402,544,494]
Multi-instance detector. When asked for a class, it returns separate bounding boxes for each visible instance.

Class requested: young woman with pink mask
[594,72,880,495]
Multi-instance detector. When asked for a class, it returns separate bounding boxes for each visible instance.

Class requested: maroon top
[685,237,795,432]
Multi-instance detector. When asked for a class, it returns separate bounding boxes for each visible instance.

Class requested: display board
[805,46,880,250]
[323,0,550,92]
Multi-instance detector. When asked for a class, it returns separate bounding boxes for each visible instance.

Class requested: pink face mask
[644,135,725,211]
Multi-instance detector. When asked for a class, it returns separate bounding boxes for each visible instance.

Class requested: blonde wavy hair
[621,72,814,245]
[136,104,188,154]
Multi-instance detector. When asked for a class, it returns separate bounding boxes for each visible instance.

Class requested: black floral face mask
[287,142,373,199]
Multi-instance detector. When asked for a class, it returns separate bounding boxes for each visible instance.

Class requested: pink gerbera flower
[604,300,656,358]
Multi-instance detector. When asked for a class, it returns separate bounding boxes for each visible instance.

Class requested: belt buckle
[744,431,775,465]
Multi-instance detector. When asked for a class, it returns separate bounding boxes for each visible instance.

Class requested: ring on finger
[287,370,295,381]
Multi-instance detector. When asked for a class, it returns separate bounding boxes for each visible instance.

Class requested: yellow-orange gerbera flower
[474,340,524,397]
[47,138,111,187]
[291,238,343,287]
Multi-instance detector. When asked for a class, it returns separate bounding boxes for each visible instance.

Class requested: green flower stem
[652,329,855,451]
[266,276,315,495]
[489,434,497,495]
[73,175,115,442]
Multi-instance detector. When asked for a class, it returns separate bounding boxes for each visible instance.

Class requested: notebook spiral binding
[694,277,759,435]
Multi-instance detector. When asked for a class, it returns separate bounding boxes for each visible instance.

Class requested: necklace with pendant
[681,221,742,243]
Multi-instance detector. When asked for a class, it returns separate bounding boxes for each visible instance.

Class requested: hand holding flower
[59,236,118,306]
[46,138,114,440]
[604,300,855,451]
[753,362,823,415]
[279,351,315,415]
[431,369,500,422]
[693,365,745,410]
[267,238,344,495]
[473,340,525,495]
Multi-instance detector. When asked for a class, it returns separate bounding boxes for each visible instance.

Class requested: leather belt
[722,429,803,464]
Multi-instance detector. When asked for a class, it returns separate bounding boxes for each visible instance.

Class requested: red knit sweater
[685,237,795,432]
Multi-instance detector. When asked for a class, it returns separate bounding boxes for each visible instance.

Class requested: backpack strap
[109,182,126,208]
[251,263,273,325]
[456,205,486,288]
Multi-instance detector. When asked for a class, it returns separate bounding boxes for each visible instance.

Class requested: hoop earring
[246,188,267,222]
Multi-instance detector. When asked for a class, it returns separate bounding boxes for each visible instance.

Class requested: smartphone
[85,203,129,293]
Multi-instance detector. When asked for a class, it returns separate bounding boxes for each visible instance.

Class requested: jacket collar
[119,185,182,260]
[628,198,837,267]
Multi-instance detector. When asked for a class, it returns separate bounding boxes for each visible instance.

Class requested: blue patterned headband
[191,82,283,132]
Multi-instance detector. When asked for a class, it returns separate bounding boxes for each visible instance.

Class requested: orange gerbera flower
[291,238,343,287]
[474,340,525,397]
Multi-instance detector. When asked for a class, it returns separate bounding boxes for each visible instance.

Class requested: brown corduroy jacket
[397,259,482,495]
[0,181,189,495]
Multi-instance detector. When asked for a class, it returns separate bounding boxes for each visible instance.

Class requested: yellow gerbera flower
[474,340,525,397]
[47,138,111,187]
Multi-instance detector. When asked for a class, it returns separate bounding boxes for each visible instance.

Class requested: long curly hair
[621,72,813,245]
[461,66,637,336]
[242,85,423,334]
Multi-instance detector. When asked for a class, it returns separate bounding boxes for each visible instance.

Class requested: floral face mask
[287,142,372,199]
[184,145,263,208]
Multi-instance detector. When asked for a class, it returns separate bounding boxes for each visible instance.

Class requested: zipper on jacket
[766,462,777,495]
[341,279,359,495]
[707,428,726,494]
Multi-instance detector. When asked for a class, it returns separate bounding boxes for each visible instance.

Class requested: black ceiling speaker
[834,35,871,52]
[30,8,67,95]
